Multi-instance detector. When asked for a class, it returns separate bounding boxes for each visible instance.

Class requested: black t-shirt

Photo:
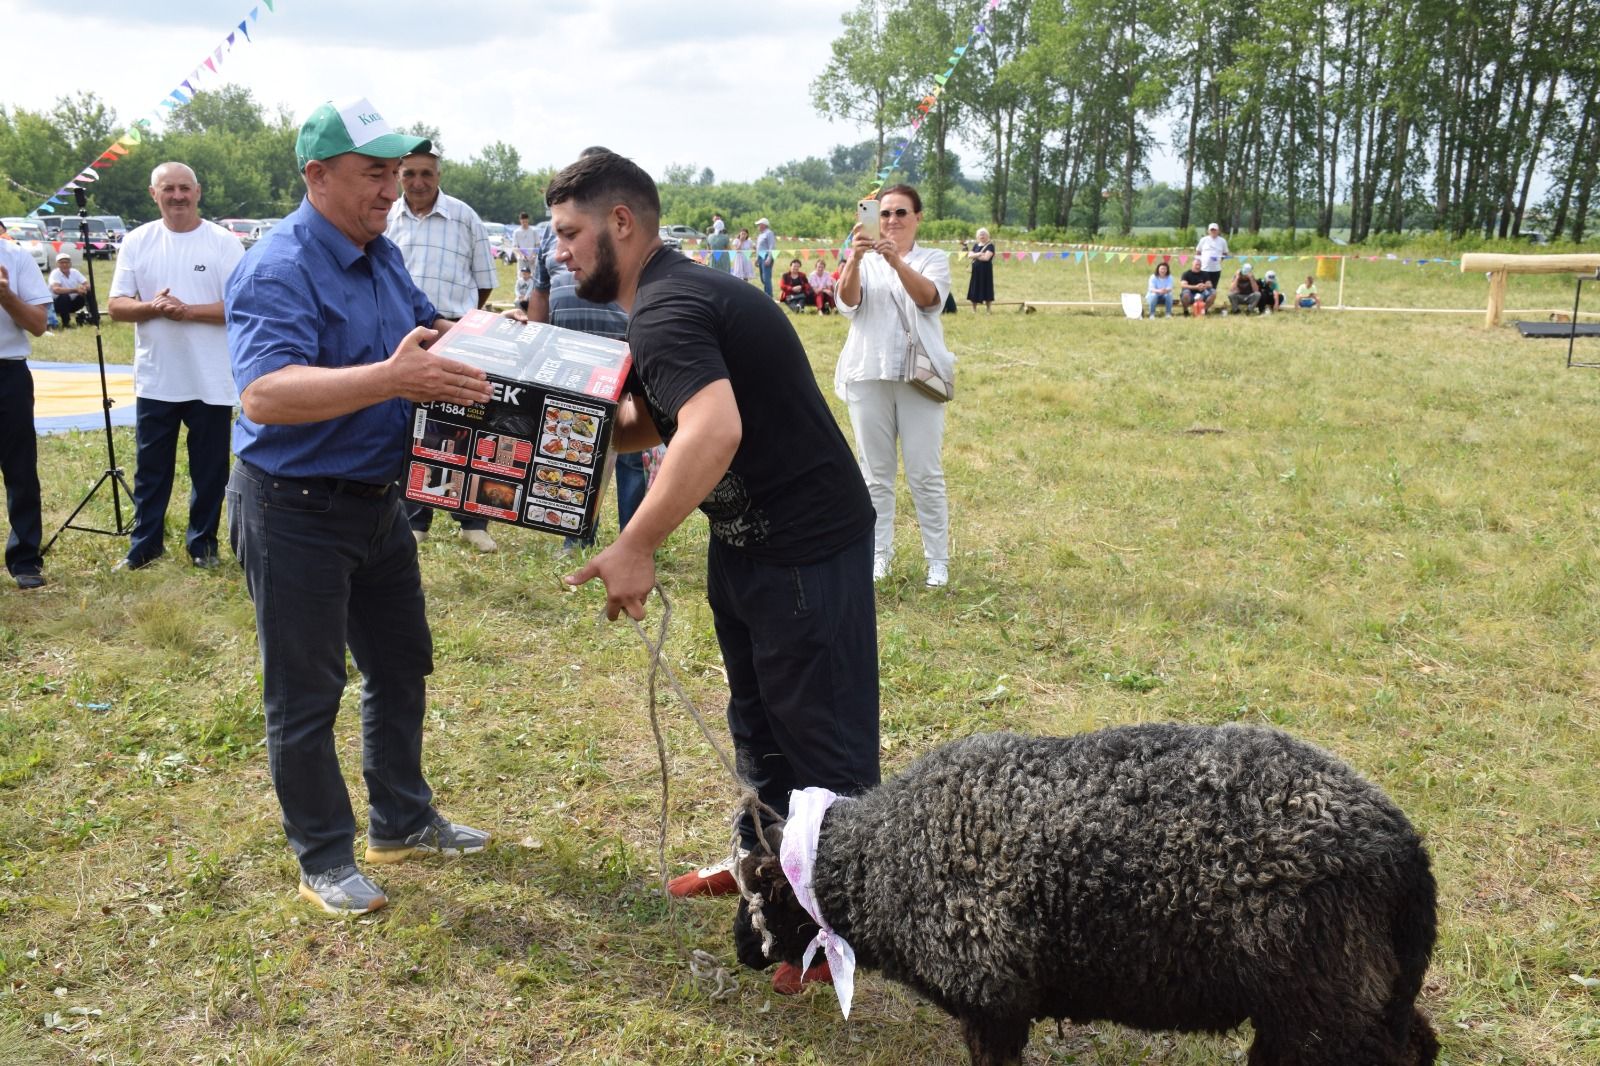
[627,248,873,564]
[1181,269,1211,290]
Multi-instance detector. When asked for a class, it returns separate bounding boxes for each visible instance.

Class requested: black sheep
[733,724,1439,1066]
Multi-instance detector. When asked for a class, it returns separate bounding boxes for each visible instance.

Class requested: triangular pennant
[204,57,218,74]
[238,19,252,42]
[263,0,274,9]
[250,5,260,22]
[1031,252,1040,263]
[934,73,949,85]
[108,144,131,158]
[215,45,225,64]
[955,45,968,56]
[48,196,66,205]
[226,30,237,49]
[1146,253,1155,264]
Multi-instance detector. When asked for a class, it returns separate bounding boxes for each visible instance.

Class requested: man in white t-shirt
[108,161,245,570]
[1196,222,1229,291]
[48,251,96,327]
[509,211,540,266]
[0,229,52,589]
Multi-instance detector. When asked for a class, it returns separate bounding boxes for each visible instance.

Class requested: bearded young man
[548,151,879,995]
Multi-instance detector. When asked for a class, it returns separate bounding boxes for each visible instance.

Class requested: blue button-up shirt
[226,197,437,482]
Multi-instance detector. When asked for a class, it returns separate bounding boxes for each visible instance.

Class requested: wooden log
[1459,254,1600,327]
[1459,253,1600,275]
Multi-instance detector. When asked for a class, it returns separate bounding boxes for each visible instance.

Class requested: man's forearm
[1,291,46,336]
[240,362,395,425]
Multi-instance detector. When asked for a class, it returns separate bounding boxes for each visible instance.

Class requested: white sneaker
[926,562,949,588]
[460,528,498,553]
[872,553,891,582]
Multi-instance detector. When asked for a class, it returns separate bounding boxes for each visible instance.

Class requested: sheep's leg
[1249,1013,1427,1066]
[957,1013,1030,1066]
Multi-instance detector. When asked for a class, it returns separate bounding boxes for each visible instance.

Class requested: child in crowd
[514,264,534,313]
[1296,276,1321,309]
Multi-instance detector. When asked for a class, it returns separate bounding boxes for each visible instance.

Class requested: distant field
[3,253,1598,1064]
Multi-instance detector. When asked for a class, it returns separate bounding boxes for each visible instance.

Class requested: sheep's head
[732,826,819,971]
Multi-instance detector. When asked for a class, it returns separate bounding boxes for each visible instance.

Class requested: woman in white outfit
[834,184,954,588]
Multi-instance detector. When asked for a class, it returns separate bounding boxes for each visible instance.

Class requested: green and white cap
[295,97,431,171]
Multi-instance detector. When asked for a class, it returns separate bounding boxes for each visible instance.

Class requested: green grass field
[2,254,1598,1064]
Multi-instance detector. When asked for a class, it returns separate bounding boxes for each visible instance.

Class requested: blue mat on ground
[30,359,137,435]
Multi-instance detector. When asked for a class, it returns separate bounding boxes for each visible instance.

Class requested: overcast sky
[6,0,889,183]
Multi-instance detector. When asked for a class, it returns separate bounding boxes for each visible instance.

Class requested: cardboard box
[404,310,632,539]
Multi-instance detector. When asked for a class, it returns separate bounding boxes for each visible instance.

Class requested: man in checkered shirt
[386,146,500,551]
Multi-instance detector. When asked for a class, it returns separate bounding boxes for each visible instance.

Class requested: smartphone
[856,199,880,240]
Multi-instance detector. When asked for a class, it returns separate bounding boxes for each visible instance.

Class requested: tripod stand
[42,188,133,554]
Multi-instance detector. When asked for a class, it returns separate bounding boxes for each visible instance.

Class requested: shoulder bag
[889,287,955,403]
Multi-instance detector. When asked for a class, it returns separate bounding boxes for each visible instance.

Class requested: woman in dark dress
[965,227,996,311]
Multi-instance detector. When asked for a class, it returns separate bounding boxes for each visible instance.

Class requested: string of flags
[686,247,1463,268]
[866,0,1006,199]
[31,1,276,220]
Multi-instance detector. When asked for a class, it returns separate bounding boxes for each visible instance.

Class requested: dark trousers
[0,360,43,577]
[706,531,880,849]
[565,449,647,549]
[406,498,487,532]
[758,257,774,297]
[52,292,97,326]
[129,397,232,565]
[228,459,435,876]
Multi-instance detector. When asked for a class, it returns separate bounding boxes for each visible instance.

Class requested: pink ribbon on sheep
[780,786,857,1018]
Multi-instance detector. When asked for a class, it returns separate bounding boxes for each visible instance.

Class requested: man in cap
[108,161,245,570]
[224,98,496,916]
[1196,222,1229,294]
[0,220,51,589]
[387,145,500,552]
[754,217,777,297]
[47,250,94,327]
[1261,269,1283,313]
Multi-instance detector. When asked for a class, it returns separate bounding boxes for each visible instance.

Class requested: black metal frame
[42,188,133,554]
[1567,268,1600,369]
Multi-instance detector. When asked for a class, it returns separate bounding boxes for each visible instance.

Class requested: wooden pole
[1337,256,1347,310]
[1083,252,1094,304]
[1485,270,1509,328]
[1460,253,1600,328]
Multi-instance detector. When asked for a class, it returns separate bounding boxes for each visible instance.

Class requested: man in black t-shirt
[1179,266,1216,316]
[547,153,879,941]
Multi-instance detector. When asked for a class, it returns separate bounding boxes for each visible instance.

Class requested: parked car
[2,217,53,273]
[92,215,128,245]
[217,218,263,248]
[483,221,515,262]
[249,218,281,245]
[51,216,116,259]
[659,224,704,244]
[5,217,88,272]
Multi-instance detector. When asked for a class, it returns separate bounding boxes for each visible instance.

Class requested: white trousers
[845,380,949,564]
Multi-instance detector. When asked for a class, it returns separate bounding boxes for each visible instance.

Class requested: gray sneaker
[365,812,491,865]
[299,864,387,916]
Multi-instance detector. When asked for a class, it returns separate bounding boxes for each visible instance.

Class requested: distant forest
[4,0,1597,248]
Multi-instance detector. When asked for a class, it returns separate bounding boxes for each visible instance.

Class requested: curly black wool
[735,724,1439,1066]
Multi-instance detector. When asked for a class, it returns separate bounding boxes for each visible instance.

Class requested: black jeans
[52,292,97,325]
[706,531,880,849]
[228,459,436,876]
[0,360,42,577]
[129,397,232,565]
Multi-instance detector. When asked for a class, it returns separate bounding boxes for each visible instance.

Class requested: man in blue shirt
[225,98,496,916]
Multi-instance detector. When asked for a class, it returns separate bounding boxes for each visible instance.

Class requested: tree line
[0,89,550,228]
[817,0,1600,241]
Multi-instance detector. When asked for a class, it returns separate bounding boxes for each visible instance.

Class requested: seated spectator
[1260,270,1284,313]
[779,258,813,313]
[1228,263,1262,314]
[48,251,97,327]
[1296,276,1321,309]
[1179,262,1215,316]
[1146,261,1175,318]
[808,257,836,314]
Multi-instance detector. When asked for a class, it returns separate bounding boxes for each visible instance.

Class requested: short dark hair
[519,212,530,220]
[545,151,660,229]
[880,183,923,213]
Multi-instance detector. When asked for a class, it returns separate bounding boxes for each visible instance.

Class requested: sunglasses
[878,207,911,219]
